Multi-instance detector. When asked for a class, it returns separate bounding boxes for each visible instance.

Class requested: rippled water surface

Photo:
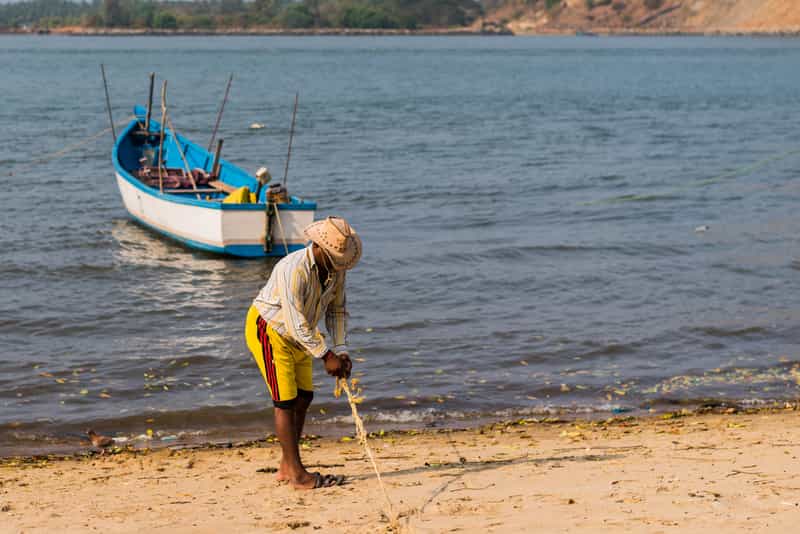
[2,35,800,454]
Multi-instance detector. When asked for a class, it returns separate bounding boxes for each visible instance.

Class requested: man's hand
[337,352,352,378]
[323,351,352,378]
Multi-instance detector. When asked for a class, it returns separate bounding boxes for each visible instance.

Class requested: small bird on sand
[86,429,115,451]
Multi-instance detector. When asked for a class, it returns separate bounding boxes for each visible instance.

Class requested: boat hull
[116,172,313,257]
[112,110,316,258]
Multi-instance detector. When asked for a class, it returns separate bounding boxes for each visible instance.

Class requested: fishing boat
[112,93,315,258]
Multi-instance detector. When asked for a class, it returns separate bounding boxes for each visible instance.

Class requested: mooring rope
[585,145,800,205]
[272,203,291,256]
[336,378,399,529]
[7,116,135,176]
[697,146,800,186]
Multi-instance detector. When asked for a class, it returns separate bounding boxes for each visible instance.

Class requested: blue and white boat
[112,105,315,257]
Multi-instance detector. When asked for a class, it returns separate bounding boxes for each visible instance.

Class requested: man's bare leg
[294,395,312,441]
[275,395,313,484]
[273,406,315,489]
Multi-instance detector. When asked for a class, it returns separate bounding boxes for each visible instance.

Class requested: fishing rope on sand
[335,378,399,528]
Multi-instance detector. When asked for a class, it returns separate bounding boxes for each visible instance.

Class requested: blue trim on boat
[113,112,317,212]
[128,212,306,258]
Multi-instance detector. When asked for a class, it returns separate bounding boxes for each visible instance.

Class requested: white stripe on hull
[115,173,313,249]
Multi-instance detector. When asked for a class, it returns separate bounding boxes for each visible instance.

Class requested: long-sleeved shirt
[252,246,347,358]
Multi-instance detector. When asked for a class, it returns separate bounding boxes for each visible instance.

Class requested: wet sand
[2,409,800,533]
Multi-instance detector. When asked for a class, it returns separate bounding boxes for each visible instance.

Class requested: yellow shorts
[245,305,313,406]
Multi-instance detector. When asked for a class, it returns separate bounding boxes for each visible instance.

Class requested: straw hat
[304,216,362,271]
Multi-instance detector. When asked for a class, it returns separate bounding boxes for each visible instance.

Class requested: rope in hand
[335,377,399,529]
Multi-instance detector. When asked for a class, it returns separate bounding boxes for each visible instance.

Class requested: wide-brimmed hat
[304,216,362,271]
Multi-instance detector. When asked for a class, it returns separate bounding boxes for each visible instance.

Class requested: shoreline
[2,403,797,464]
[2,406,800,532]
[4,399,798,460]
[3,27,800,37]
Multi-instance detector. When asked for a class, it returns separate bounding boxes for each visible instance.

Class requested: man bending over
[245,216,361,489]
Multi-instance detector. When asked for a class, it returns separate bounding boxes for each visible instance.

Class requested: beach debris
[287,521,310,530]
[86,429,115,451]
[688,490,721,499]
[256,467,278,473]
[249,122,265,130]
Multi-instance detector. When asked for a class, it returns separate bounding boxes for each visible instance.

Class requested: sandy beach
[3,408,800,533]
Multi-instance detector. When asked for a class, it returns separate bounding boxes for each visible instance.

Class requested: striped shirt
[252,246,347,358]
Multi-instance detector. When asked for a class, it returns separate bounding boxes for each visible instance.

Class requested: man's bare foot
[275,459,290,483]
[290,470,318,490]
[290,472,345,490]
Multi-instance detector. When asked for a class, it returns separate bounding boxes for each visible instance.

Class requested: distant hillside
[3,0,800,34]
[482,0,800,34]
[0,0,485,32]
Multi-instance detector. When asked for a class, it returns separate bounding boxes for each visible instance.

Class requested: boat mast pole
[158,80,167,193]
[282,92,299,185]
[100,64,116,143]
[211,139,224,178]
[145,72,155,133]
[208,74,233,152]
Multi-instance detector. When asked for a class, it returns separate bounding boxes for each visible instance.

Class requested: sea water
[1,35,799,454]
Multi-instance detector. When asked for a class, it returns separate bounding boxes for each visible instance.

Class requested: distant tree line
[0,0,484,30]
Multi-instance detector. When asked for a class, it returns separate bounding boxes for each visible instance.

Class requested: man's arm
[325,273,347,354]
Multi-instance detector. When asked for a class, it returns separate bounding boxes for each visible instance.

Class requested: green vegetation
[0,0,89,28]
[0,0,483,30]
[644,0,663,9]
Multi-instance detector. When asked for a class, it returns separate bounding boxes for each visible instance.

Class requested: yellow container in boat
[223,186,253,204]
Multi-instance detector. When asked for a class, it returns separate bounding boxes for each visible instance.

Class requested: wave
[688,325,768,338]
[584,192,683,205]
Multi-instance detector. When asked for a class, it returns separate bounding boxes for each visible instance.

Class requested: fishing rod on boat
[100,64,116,143]
[157,80,167,193]
[211,138,224,178]
[145,72,155,133]
[282,92,299,186]
[208,74,233,152]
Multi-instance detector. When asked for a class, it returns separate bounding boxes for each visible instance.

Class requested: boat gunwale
[113,112,316,213]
